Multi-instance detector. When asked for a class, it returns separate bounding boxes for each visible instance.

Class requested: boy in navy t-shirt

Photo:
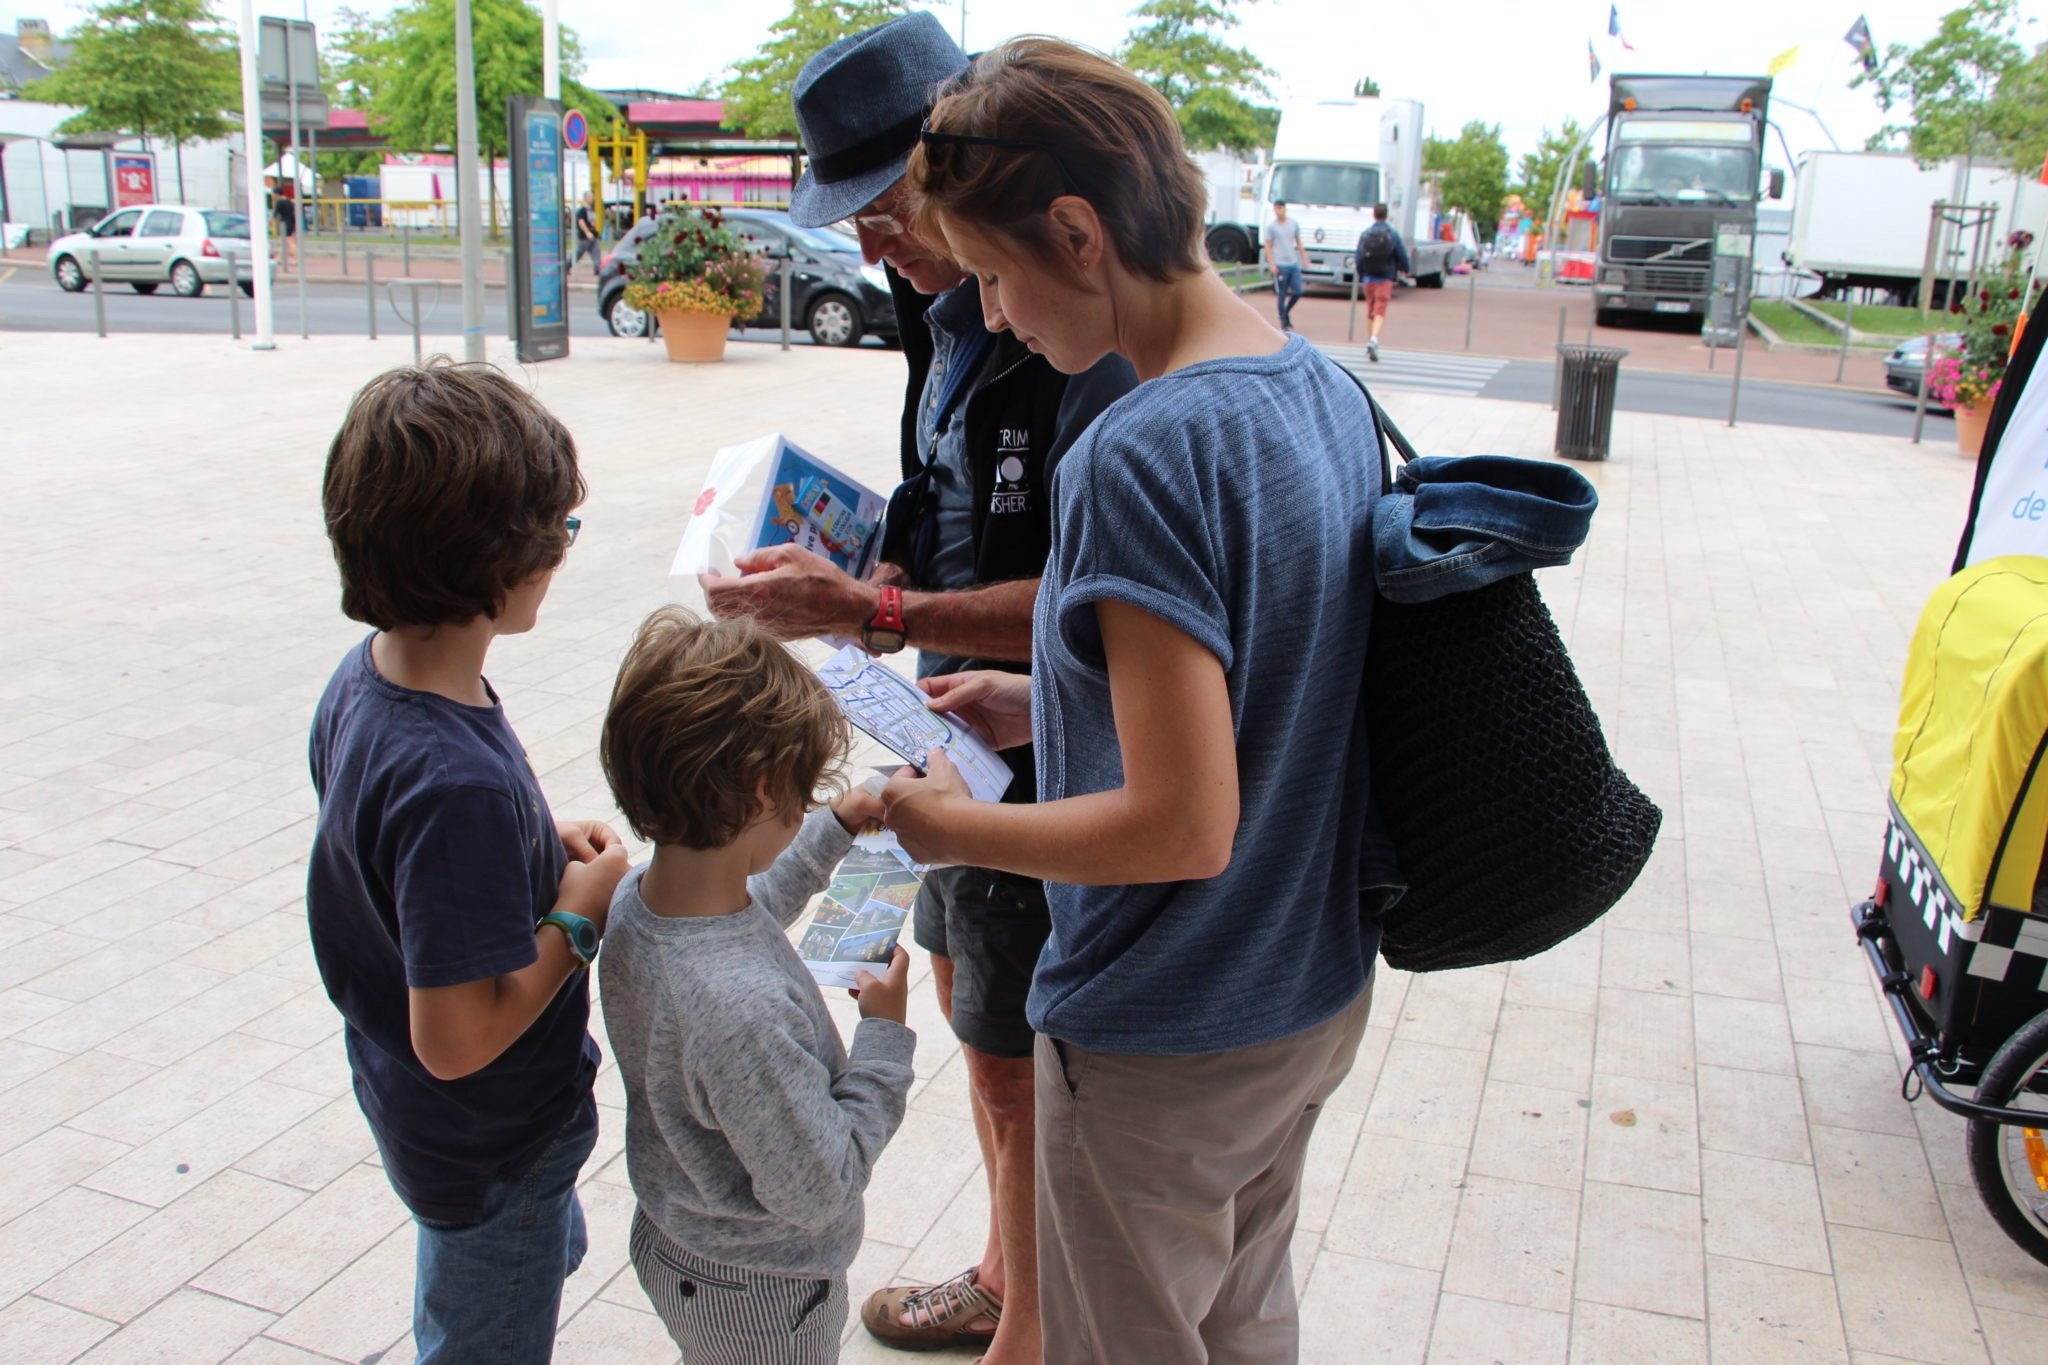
[307,362,629,1363]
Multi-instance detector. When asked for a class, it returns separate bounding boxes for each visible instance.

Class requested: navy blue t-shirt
[307,636,597,1223]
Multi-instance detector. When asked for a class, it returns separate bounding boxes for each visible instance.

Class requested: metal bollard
[226,249,242,340]
[1347,273,1359,343]
[402,222,411,273]
[1464,257,1477,351]
[1551,305,1566,410]
[779,255,793,351]
[366,250,378,341]
[1727,308,1749,427]
[1835,294,1855,384]
[1911,329,1933,445]
[340,223,348,277]
[90,249,107,338]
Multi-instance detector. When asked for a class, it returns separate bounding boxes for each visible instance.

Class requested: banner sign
[1956,313,2048,569]
[110,153,155,208]
[508,94,570,363]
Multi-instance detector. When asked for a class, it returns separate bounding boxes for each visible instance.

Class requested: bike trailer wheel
[1966,1007,2048,1266]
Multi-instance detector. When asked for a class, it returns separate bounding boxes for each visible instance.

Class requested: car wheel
[53,255,86,292]
[130,281,160,295]
[604,293,649,338]
[1205,226,1253,265]
[240,281,255,297]
[1421,271,1446,289]
[170,260,205,297]
[807,293,863,347]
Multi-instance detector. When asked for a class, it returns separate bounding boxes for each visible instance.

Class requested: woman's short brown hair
[905,38,1208,283]
[322,361,584,630]
[602,608,849,851]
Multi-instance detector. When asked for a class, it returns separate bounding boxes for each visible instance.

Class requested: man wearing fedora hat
[702,14,1135,1364]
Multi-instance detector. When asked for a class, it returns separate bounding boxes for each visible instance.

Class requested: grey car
[48,205,264,298]
[1883,332,1965,409]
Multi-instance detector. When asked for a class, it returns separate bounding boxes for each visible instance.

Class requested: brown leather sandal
[860,1266,1002,1351]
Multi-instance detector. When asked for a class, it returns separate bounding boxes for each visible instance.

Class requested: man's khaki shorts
[1363,280,1394,319]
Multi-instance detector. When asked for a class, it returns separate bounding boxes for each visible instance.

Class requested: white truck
[1786,151,2048,306]
[1200,98,1457,287]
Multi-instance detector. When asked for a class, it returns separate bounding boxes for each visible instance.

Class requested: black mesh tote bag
[1361,397,1663,972]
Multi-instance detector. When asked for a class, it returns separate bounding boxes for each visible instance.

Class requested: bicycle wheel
[1966,1007,2048,1266]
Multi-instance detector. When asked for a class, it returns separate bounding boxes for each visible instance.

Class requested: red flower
[2011,288,2022,299]
[1951,302,1966,314]
[1993,324,2009,336]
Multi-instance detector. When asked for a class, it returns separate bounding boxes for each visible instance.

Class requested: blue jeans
[413,1096,599,1364]
[1371,456,1599,604]
[1274,263,1303,326]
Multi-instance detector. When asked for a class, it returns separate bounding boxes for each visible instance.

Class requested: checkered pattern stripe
[1883,809,1980,955]
[1965,910,2048,990]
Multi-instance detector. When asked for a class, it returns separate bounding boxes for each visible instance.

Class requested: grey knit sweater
[598,809,916,1276]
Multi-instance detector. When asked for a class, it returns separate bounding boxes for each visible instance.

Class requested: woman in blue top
[880,38,1388,1365]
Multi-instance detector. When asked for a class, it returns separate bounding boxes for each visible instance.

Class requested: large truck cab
[1593,74,1778,325]
[1256,99,1455,289]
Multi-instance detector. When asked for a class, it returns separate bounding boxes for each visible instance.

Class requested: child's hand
[558,819,622,863]
[831,786,885,834]
[850,945,911,1024]
[558,838,630,937]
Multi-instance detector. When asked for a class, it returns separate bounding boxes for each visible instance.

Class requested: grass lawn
[1795,299,1944,341]
[1751,301,1880,347]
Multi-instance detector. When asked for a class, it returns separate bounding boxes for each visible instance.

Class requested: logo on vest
[991,450,1031,515]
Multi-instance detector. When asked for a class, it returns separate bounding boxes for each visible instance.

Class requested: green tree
[37,0,239,203]
[1353,77,1381,97]
[1859,0,2027,168]
[330,0,612,237]
[1425,121,1509,243]
[1988,42,2048,176]
[1119,0,1273,154]
[1515,119,1587,228]
[720,0,907,139]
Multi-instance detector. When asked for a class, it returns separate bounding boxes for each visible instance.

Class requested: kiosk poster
[112,154,155,208]
[1957,312,2048,569]
[507,94,569,363]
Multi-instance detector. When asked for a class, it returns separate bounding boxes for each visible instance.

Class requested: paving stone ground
[2,329,2042,1363]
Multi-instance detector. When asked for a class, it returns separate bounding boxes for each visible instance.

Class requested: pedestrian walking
[1353,202,1414,362]
[1264,199,1303,331]
[573,193,602,277]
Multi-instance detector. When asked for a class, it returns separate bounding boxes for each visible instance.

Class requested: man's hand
[920,671,1033,750]
[700,544,879,642]
[881,749,974,864]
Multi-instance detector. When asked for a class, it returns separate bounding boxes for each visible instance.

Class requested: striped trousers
[629,1207,848,1363]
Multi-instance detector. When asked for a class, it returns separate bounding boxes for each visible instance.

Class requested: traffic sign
[563,109,589,151]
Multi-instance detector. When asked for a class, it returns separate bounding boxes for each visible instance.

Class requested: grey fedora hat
[787,11,968,228]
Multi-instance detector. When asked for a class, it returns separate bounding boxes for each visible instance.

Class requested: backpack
[1356,222,1397,278]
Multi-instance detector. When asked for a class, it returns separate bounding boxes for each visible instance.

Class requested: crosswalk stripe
[1315,343,1506,396]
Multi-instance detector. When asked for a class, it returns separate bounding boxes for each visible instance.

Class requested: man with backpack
[1354,203,1413,362]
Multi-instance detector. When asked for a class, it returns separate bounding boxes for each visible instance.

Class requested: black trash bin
[1554,344,1629,461]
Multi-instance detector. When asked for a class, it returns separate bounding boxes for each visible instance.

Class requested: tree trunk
[174,141,186,205]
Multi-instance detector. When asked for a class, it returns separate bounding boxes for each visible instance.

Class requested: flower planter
[1955,398,1992,460]
[655,310,731,363]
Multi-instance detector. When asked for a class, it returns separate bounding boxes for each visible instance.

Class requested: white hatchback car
[48,204,265,298]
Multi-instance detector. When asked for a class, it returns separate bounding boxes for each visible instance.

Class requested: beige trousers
[1034,983,1374,1364]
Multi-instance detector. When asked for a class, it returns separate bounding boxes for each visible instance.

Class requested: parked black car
[595,208,897,347]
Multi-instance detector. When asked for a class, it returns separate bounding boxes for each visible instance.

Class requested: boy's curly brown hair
[602,608,849,850]
[322,361,584,630]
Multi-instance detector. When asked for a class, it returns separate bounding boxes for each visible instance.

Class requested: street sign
[110,153,155,208]
[258,18,330,131]
[508,94,570,363]
[562,109,589,151]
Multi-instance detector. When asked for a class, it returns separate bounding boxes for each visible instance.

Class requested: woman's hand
[882,751,974,864]
[921,671,1033,750]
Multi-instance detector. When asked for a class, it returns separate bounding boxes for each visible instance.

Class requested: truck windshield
[1268,164,1381,209]
[1609,146,1754,205]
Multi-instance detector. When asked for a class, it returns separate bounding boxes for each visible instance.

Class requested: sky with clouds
[5,0,2043,168]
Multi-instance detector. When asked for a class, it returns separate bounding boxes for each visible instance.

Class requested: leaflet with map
[818,645,1013,804]
[671,433,886,581]
[795,832,925,988]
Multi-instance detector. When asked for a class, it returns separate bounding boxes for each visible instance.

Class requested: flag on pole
[1844,15,1877,73]
[1768,45,1798,76]
[1589,38,1602,83]
[1608,5,1635,51]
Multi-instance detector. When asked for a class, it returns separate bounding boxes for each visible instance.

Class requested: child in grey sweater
[597,608,916,1363]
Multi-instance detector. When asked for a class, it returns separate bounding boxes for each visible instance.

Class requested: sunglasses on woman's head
[916,121,1081,196]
